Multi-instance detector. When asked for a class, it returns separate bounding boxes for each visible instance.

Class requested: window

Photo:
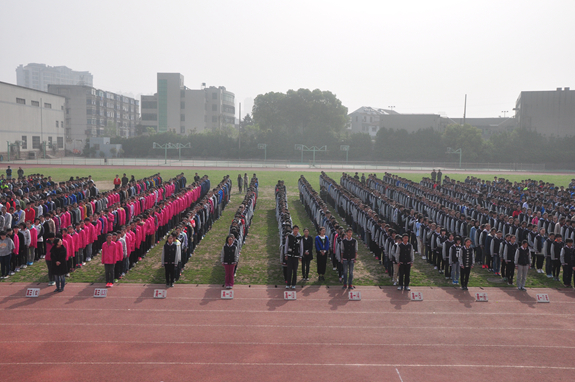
[56,121,59,128]
[180,101,185,109]
[57,137,63,149]
[61,121,64,127]
[44,103,51,108]
[31,100,39,107]
[48,137,53,147]
[32,136,40,149]
[180,114,185,121]
[212,104,217,111]
[16,98,25,104]
[21,136,27,149]
[212,116,217,123]
[212,93,217,100]
[142,113,157,121]
[142,101,157,109]
[93,143,100,150]
[180,126,185,134]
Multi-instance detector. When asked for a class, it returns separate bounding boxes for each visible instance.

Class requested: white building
[16,63,93,92]
[0,81,65,159]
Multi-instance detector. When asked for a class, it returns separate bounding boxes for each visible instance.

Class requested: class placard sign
[284,291,296,300]
[536,293,550,303]
[410,291,423,301]
[475,292,488,302]
[26,288,40,298]
[348,291,361,301]
[93,288,107,298]
[221,290,234,299]
[154,289,167,299]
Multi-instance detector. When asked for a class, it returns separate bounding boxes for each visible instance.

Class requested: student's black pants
[460,266,471,287]
[398,263,411,287]
[316,252,327,275]
[104,264,115,284]
[287,256,299,286]
[165,264,175,285]
[552,259,561,279]
[562,265,573,286]
[302,255,312,278]
[506,261,515,284]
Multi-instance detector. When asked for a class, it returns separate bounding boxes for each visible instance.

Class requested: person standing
[243,173,248,194]
[17,167,24,179]
[237,174,243,193]
[50,238,68,293]
[393,233,413,291]
[458,238,475,290]
[515,240,531,291]
[113,175,121,189]
[300,228,313,281]
[6,166,12,180]
[101,234,117,287]
[437,169,443,186]
[0,231,14,279]
[431,169,437,184]
[162,233,181,288]
[338,228,358,289]
[450,236,462,284]
[315,227,330,282]
[284,225,301,289]
[560,238,575,288]
[503,235,519,285]
[220,234,238,289]
[121,173,129,187]
[550,234,564,282]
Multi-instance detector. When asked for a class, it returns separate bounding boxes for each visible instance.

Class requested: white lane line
[4,323,574,331]
[2,340,574,349]
[2,307,571,316]
[396,367,404,382]
[0,362,573,370]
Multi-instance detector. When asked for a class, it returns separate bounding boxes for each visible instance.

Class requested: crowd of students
[320,170,575,291]
[220,174,258,289]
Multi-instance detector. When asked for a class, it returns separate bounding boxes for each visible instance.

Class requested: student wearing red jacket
[101,234,117,287]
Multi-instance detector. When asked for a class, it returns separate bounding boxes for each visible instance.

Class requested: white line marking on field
[396,367,404,382]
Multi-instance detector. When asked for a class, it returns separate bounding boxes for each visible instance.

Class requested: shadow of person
[199,284,225,306]
[499,286,537,308]
[327,285,348,311]
[381,286,410,310]
[265,286,289,311]
[443,286,474,309]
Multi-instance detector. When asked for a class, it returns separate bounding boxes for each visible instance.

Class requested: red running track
[0,283,574,382]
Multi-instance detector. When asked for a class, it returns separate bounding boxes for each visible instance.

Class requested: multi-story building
[48,85,139,152]
[0,81,66,158]
[16,63,93,92]
[515,88,575,137]
[349,106,445,137]
[140,73,235,134]
[446,117,516,139]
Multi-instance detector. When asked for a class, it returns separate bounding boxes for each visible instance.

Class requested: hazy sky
[1,0,573,118]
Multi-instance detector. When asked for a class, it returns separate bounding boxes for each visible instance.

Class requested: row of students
[220,175,257,289]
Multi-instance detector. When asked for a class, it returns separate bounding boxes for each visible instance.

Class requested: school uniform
[220,242,238,287]
[458,245,474,289]
[514,246,531,290]
[300,236,314,279]
[284,233,301,287]
[162,240,181,287]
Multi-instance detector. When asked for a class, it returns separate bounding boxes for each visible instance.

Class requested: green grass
[3,167,573,286]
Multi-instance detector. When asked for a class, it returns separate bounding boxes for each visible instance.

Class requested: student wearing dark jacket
[161,233,181,288]
[503,235,519,285]
[395,234,414,291]
[220,235,238,289]
[515,240,531,291]
[51,238,68,293]
[560,238,575,288]
[458,238,475,290]
[284,226,301,289]
[300,228,314,281]
[315,227,330,282]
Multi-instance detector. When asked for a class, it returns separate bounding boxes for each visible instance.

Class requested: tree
[104,121,118,138]
[442,124,485,162]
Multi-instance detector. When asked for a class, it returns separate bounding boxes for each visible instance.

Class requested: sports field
[3,165,573,289]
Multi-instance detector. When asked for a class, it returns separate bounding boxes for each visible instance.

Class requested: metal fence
[0,156,549,172]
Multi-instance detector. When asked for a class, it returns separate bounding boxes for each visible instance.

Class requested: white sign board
[410,291,423,301]
[284,291,297,300]
[475,292,488,302]
[26,288,40,298]
[154,289,167,299]
[536,293,550,303]
[93,288,107,298]
[221,290,234,299]
[348,291,361,301]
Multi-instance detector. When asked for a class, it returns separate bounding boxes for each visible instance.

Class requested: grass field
[2,167,572,288]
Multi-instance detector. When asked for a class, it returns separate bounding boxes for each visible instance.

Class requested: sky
[1,0,573,119]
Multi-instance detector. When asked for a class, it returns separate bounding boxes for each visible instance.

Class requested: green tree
[442,124,485,162]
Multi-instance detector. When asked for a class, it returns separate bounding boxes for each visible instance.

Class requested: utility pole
[463,94,467,126]
[258,143,267,162]
[295,144,327,166]
[340,145,350,163]
[446,147,462,168]
[238,102,241,159]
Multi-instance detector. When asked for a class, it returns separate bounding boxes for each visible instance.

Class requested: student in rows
[221,234,238,289]
[300,228,313,281]
[560,238,575,288]
[161,233,181,288]
[51,238,68,293]
[315,227,330,282]
[458,238,474,291]
[101,234,117,288]
[284,225,301,289]
[550,234,564,282]
[396,233,414,291]
[450,236,462,284]
[338,228,358,290]
[515,240,531,291]
[0,231,14,279]
[503,235,518,285]
[490,231,504,276]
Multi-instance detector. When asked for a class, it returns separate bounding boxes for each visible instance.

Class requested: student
[284,225,301,289]
[315,227,330,282]
[337,228,358,289]
[442,232,454,280]
[544,233,555,278]
[44,233,56,286]
[396,233,414,291]
[533,228,546,274]
[391,234,402,286]
[19,223,31,267]
[243,173,248,194]
[503,235,518,285]
[237,174,243,193]
[51,238,68,293]
[0,231,14,279]
[491,231,504,276]
[550,234,564,282]
[560,238,574,288]
[101,234,117,287]
[458,238,474,290]
[220,234,238,289]
[450,236,462,284]
[113,175,121,189]
[162,233,181,288]
[300,228,313,281]
[515,240,531,291]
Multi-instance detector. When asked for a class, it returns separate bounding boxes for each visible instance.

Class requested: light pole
[152,142,177,164]
[446,147,462,168]
[340,145,349,163]
[501,110,509,118]
[295,144,327,166]
[258,143,267,162]
[175,143,191,161]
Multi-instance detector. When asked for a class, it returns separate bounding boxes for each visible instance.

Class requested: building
[47,85,139,152]
[349,106,445,137]
[140,73,235,134]
[0,81,65,159]
[515,88,575,137]
[446,117,516,139]
[88,137,122,158]
[16,63,93,92]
